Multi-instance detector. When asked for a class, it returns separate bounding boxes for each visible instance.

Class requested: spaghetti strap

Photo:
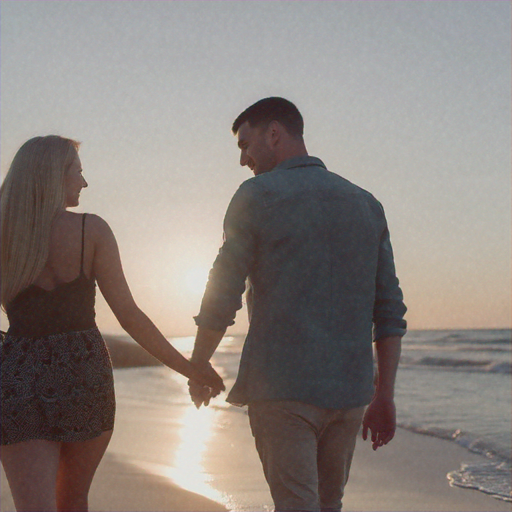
[80,214,87,275]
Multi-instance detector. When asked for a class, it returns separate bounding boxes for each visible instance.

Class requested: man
[189,97,406,512]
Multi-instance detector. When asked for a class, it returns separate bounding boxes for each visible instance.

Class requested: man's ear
[267,120,282,147]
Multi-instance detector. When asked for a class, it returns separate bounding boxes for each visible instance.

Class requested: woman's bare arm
[89,215,224,390]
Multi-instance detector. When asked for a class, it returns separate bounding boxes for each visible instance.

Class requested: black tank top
[6,214,96,337]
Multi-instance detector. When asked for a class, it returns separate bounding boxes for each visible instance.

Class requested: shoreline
[2,335,510,511]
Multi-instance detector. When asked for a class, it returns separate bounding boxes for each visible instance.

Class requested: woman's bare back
[31,211,93,291]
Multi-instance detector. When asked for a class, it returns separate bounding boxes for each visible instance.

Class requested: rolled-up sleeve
[194,181,259,331]
[372,205,407,342]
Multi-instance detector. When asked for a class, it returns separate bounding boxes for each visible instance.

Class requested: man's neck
[275,142,308,165]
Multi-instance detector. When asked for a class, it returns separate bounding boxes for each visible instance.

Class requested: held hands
[188,361,225,409]
[362,395,396,451]
[188,379,221,408]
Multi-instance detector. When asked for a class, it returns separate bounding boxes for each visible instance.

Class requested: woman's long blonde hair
[1,135,80,307]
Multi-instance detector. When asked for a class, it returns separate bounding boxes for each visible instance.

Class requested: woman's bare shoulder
[84,213,114,239]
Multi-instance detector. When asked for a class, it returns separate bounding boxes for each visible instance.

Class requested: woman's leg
[1,439,61,511]
[56,430,112,512]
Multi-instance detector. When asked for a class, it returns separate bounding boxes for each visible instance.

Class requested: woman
[0,136,224,511]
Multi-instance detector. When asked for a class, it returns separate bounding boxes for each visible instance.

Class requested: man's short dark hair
[232,97,304,138]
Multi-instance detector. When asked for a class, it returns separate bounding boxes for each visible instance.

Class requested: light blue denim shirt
[195,156,406,409]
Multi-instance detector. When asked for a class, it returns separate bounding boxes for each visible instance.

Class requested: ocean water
[395,329,511,503]
[115,328,512,504]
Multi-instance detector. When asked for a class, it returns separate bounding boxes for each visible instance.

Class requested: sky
[1,0,510,336]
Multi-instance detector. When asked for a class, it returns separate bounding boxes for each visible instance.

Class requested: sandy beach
[1,336,510,512]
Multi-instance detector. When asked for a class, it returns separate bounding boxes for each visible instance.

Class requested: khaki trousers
[248,401,364,512]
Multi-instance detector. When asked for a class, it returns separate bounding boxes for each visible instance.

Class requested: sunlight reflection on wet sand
[164,390,234,509]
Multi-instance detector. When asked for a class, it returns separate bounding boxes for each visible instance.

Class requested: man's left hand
[362,396,396,450]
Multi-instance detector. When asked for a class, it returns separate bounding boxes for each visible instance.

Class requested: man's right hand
[188,326,227,408]
[191,361,225,392]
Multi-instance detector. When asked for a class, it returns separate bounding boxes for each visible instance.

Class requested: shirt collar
[273,155,327,172]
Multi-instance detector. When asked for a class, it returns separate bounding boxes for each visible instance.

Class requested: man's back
[196,155,406,408]
[245,156,384,340]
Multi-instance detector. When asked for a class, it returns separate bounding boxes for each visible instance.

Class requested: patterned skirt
[1,327,115,445]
